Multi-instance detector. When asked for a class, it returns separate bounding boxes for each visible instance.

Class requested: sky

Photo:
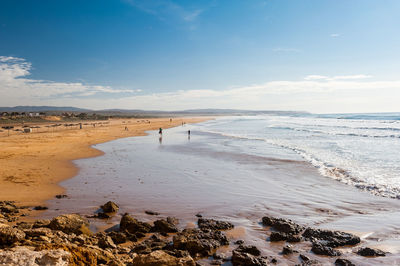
[0,0,400,113]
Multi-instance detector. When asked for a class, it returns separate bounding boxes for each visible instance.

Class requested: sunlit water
[197,114,400,198]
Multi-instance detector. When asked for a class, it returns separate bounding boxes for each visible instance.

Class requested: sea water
[194,113,400,198]
[43,114,400,263]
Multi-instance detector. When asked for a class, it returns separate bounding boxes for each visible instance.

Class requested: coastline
[0,117,211,207]
[1,116,399,265]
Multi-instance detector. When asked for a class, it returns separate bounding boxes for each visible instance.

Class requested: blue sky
[0,0,399,112]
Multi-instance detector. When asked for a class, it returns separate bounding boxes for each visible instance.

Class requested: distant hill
[0,106,309,116]
[0,106,90,112]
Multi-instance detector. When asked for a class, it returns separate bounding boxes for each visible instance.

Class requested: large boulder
[152,218,179,233]
[49,214,90,235]
[303,228,360,247]
[0,224,26,246]
[119,213,151,235]
[101,201,119,213]
[132,250,195,266]
[0,246,70,266]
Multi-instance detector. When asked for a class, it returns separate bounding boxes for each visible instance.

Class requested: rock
[0,205,18,214]
[55,194,67,199]
[132,250,195,266]
[132,233,170,254]
[16,222,33,230]
[33,206,48,210]
[299,254,311,262]
[335,258,356,266]
[357,247,386,257]
[24,227,53,238]
[49,214,90,235]
[298,254,321,265]
[311,242,341,256]
[119,213,151,234]
[0,201,19,214]
[269,232,301,242]
[235,245,261,256]
[0,246,71,266]
[282,244,297,255]
[96,212,112,219]
[212,252,229,261]
[0,225,26,246]
[231,245,267,266]
[303,228,360,247]
[107,231,127,244]
[97,233,117,249]
[145,210,160,215]
[167,216,179,225]
[262,216,303,234]
[173,228,229,257]
[235,240,244,245]
[197,218,234,231]
[210,259,222,265]
[195,213,202,218]
[33,219,51,228]
[101,201,119,213]
[152,218,179,233]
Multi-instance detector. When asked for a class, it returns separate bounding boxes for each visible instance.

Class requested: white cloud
[330,33,340,38]
[1,56,400,113]
[304,74,372,81]
[0,56,138,104]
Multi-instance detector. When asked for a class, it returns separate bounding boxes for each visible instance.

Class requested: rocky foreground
[0,200,388,265]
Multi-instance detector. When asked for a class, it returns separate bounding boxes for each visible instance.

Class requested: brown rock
[119,213,151,234]
[101,201,119,213]
[131,250,195,266]
[49,214,90,235]
[0,225,26,246]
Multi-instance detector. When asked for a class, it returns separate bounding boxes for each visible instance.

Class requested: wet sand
[40,123,400,264]
[0,117,209,206]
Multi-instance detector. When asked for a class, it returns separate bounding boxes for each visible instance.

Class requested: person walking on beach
[188,130,190,136]
[159,128,163,134]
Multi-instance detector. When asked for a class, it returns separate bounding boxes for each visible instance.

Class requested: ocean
[195,113,400,199]
[43,113,400,264]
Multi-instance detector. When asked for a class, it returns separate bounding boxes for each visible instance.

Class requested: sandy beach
[0,117,209,206]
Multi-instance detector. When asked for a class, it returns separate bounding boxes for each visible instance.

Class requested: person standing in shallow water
[159,128,162,134]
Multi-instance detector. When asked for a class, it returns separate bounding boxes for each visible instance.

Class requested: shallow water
[43,117,400,264]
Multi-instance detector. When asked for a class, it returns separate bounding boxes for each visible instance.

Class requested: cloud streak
[1,56,400,113]
[124,0,203,24]
[0,56,139,103]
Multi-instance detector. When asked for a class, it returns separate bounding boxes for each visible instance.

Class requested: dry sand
[0,117,209,206]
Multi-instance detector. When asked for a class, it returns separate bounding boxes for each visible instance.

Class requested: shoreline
[0,117,211,207]
[1,116,399,264]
